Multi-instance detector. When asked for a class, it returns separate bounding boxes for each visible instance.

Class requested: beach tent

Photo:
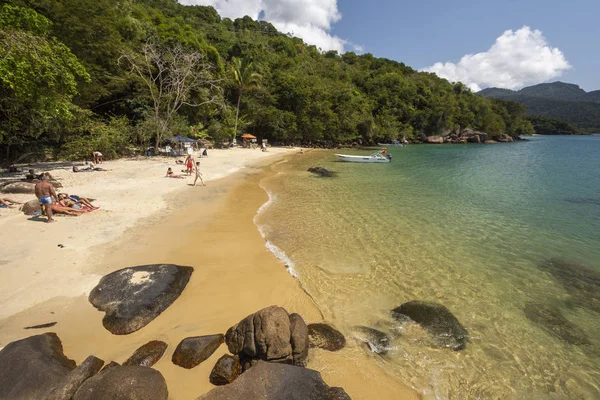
[167,136,197,156]
[169,135,196,143]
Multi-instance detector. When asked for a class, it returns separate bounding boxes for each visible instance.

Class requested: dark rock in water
[24,321,57,329]
[100,361,120,372]
[289,313,309,366]
[351,326,390,355]
[73,365,168,400]
[0,181,36,194]
[172,335,224,369]
[88,264,193,335]
[0,333,76,399]
[308,323,346,352]
[495,134,514,142]
[209,355,241,386]
[524,303,591,345]
[21,199,41,215]
[124,340,168,367]
[197,361,350,400]
[391,300,469,351]
[46,355,105,400]
[539,258,600,313]
[225,306,309,370]
[308,167,335,177]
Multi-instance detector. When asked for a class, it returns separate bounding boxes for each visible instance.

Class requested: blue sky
[332,0,599,91]
[185,0,599,91]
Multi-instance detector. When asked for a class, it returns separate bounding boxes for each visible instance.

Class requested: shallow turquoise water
[256,136,600,399]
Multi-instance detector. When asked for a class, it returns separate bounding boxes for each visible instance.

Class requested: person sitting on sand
[0,197,23,208]
[166,168,185,179]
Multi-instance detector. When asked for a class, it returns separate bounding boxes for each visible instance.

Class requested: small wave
[265,240,299,278]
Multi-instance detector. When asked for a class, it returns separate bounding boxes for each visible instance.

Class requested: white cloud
[179,0,348,53]
[423,27,571,92]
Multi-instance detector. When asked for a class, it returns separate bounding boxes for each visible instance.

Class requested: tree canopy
[0,0,536,162]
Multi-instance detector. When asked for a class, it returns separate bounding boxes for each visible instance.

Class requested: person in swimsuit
[166,168,185,179]
[93,151,103,164]
[193,161,205,186]
[0,197,23,208]
[184,155,194,176]
[34,175,58,222]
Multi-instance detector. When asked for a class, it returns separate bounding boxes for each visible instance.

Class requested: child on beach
[193,162,205,186]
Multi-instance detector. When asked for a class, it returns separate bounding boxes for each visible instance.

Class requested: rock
[124,340,168,367]
[209,355,241,386]
[391,301,469,351]
[351,326,390,355]
[197,361,350,400]
[308,167,334,177]
[73,366,168,400]
[539,258,600,314]
[524,303,590,345]
[425,136,444,144]
[172,334,224,369]
[225,306,308,370]
[467,135,481,143]
[100,361,120,372]
[308,323,346,352]
[88,264,193,335]
[496,134,514,142]
[46,355,105,400]
[24,321,57,329]
[289,313,309,366]
[20,199,41,215]
[0,181,35,194]
[0,333,76,399]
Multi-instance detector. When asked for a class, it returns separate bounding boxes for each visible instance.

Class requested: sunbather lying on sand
[72,166,108,173]
[58,193,97,209]
[166,168,185,179]
[42,204,81,217]
[0,198,23,208]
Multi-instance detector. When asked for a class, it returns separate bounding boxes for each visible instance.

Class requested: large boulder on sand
[0,181,36,194]
[392,300,469,351]
[73,366,168,400]
[308,323,346,352]
[524,303,590,345]
[172,334,224,369]
[225,306,309,370]
[0,333,76,399]
[88,264,193,335]
[123,340,168,367]
[198,361,350,400]
[20,199,41,214]
[46,355,105,400]
[209,355,241,386]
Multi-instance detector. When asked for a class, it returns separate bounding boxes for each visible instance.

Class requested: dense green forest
[0,0,535,163]
[480,82,600,132]
[526,116,580,135]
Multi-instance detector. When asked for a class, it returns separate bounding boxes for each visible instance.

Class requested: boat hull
[335,154,390,163]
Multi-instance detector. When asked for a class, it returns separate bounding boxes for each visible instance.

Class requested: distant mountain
[479,82,600,132]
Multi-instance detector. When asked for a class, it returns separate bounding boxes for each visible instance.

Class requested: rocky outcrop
[20,199,41,215]
[225,306,309,370]
[308,323,346,352]
[197,361,350,400]
[392,300,469,351]
[495,134,514,142]
[100,361,120,372]
[172,334,224,369]
[308,167,335,177]
[88,264,193,335]
[0,333,76,399]
[46,355,105,400]
[209,355,241,386]
[0,181,36,194]
[351,326,390,355]
[73,366,168,400]
[524,303,590,345]
[425,136,444,144]
[123,340,168,367]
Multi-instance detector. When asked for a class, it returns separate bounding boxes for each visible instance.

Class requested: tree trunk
[234,91,242,142]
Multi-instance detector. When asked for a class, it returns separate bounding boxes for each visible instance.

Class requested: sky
[179,0,600,91]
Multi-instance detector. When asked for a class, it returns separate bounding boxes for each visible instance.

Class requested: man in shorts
[35,175,58,223]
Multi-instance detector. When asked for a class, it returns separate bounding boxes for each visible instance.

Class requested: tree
[230,57,262,140]
[119,39,222,148]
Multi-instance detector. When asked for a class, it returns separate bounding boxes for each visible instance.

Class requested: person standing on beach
[193,162,205,186]
[34,175,58,223]
[185,155,194,176]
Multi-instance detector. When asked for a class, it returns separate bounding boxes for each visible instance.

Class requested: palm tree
[230,57,262,141]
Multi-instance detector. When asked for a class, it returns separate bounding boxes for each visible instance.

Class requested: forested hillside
[480,82,600,132]
[0,0,534,162]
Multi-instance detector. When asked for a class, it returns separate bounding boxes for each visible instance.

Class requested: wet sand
[0,156,418,399]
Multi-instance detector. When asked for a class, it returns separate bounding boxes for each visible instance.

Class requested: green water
[255,136,600,399]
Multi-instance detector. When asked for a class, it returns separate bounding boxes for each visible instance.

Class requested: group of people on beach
[166,154,205,186]
[34,175,99,223]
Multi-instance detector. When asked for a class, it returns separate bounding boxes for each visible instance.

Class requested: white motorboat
[335,149,391,163]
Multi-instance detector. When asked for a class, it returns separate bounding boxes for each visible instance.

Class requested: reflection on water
[255,136,600,399]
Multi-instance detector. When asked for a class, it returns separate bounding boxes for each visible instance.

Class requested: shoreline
[0,149,418,399]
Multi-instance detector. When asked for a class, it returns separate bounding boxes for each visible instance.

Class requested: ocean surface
[255,135,600,399]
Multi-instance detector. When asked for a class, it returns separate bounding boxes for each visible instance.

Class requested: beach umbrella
[241,134,256,139]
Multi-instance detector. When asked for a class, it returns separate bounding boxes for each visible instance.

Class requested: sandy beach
[0,148,418,399]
